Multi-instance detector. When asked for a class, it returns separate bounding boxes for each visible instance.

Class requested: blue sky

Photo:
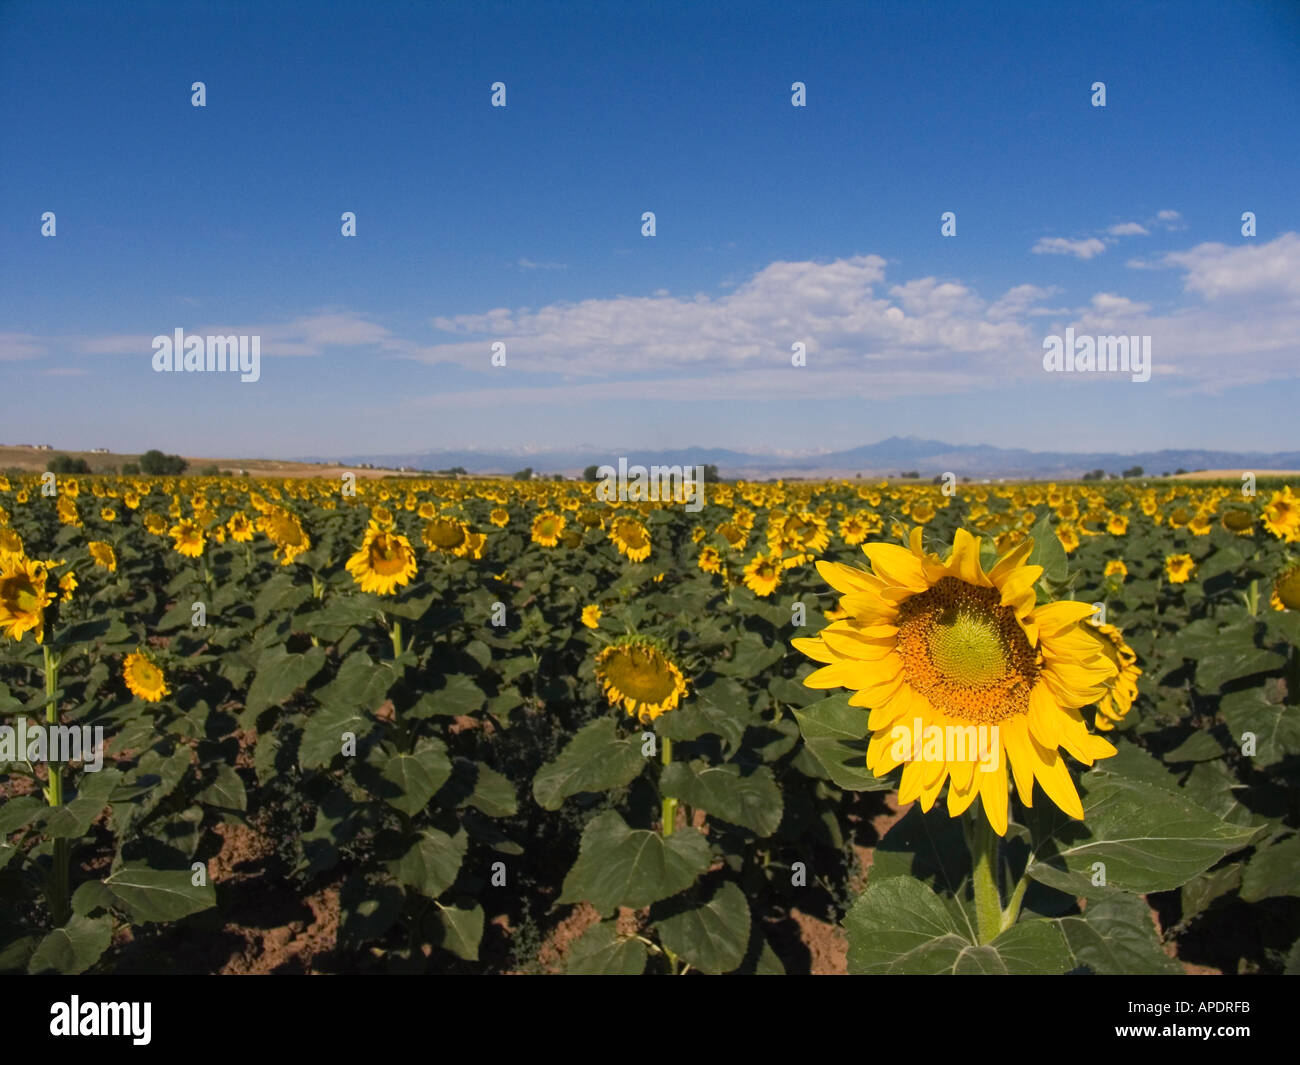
[2,0,1298,460]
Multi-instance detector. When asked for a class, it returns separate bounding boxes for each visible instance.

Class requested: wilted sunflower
[697,544,724,576]
[743,553,781,597]
[794,527,1118,835]
[123,650,169,702]
[0,555,57,644]
[1164,553,1196,584]
[581,604,602,629]
[1272,563,1300,611]
[594,636,687,722]
[59,571,77,602]
[531,511,566,547]
[258,508,311,565]
[1220,508,1254,535]
[169,519,205,558]
[609,517,652,562]
[1085,621,1142,731]
[0,526,24,559]
[88,541,117,573]
[347,521,418,595]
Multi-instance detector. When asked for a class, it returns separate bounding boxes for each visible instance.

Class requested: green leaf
[445,759,517,818]
[660,760,783,837]
[104,866,216,923]
[45,768,125,839]
[656,679,754,750]
[1219,687,1300,768]
[559,811,711,917]
[653,880,751,974]
[714,631,784,678]
[377,742,453,816]
[1181,864,1242,921]
[564,921,648,975]
[389,828,466,900]
[315,651,407,712]
[299,702,376,769]
[1241,834,1300,902]
[435,902,484,961]
[1161,730,1224,764]
[1196,643,1286,691]
[339,874,403,948]
[845,876,988,974]
[792,692,892,791]
[532,717,645,810]
[423,673,485,716]
[1025,512,1068,584]
[197,763,247,811]
[27,915,114,974]
[1026,748,1260,896]
[243,644,327,722]
[1049,893,1182,974]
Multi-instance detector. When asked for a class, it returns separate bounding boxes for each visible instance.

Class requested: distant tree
[1081,468,1106,481]
[1174,468,1187,475]
[1122,466,1144,478]
[198,464,220,477]
[511,467,533,481]
[552,473,563,481]
[1161,471,1170,478]
[139,449,188,475]
[121,462,140,475]
[583,465,601,482]
[899,470,920,479]
[702,464,720,483]
[931,474,944,485]
[46,454,91,474]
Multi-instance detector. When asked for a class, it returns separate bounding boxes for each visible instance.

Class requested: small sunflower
[531,511,566,547]
[1220,508,1254,535]
[697,544,724,576]
[58,571,78,602]
[1104,559,1127,580]
[581,604,602,629]
[0,526,24,559]
[169,519,206,558]
[123,649,170,702]
[346,521,418,595]
[0,555,57,644]
[1085,622,1142,731]
[258,508,311,565]
[88,541,117,573]
[594,636,688,723]
[1164,553,1196,584]
[423,516,469,555]
[1105,515,1128,536]
[227,511,255,543]
[609,517,651,562]
[143,513,169,536]
[743,553,782,597]
[489,507,510,528]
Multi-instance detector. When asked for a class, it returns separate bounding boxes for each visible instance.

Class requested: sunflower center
[2,575,38,613]
[896,577,1037,723]
[604,647,678,703]
[370,538,408,574]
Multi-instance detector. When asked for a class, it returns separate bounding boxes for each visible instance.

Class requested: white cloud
[1107,222,1149,236]
[0,333,45,361]
[1031,237,1108,260]
[516,258,566,270]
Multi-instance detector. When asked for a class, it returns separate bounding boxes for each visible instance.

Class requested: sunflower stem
[42,644,70,927]
[390,618,403,659]
[660,735,677,838]
[1001,866,1031,933]
[968,810,1001,945]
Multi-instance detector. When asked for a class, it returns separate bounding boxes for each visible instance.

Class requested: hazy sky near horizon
[2,0,1298,459]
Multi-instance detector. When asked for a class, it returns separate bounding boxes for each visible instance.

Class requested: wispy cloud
[1031,237,1108,260]
[516,257,567,270]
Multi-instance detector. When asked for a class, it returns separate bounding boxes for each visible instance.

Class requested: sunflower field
[1,471,1298,975]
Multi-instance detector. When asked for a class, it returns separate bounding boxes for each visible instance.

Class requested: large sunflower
[594,636,687,723]
[0,555,57,644]
[609,517,652,562]
[346,521,418,595]
[88,541,117,573]
[531,511,566,547]
[169,519,206,558]
[794,527,1118,835]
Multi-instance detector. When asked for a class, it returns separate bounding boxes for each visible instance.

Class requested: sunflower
[1272,563,1300,611]
[143,512,169,536]
[88,541,117,573]
[794,527,1118,835]
[1085,622,1142,731]
[258,508,311,565]
[743,552,782,597]
[697,544,724,576]
[422,516,469,554]
[838,513,870,547]
[1106,515,1128,536]
[1262,486,1300,542]
[59,571,78,602]
[1188,514,1213,536]
[594,636,687,723]
[0,555,57,644]
[489,507,510,528]
[1056,524,1080,553]
[417,501,437,520]
[581,604,602,629]
[1220,508,1254,535]
[123,649,169,702]
[531,511,566,547]
[226,511,255,542]
[1164,553,1196,584]
[0,526,24,559]
[609,517,651,562]
[346,521,418,595]
[169,519,205,558]
[1104,559,1127,580]
[100,507,117,523]
[715,521,748,551]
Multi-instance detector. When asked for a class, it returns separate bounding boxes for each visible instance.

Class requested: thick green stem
[968,810,1001,945]
[1001,868,1030,933]
[659,733,680,973]
[43,645,70,926]
[390,618,403,659]
[660,735,677,838]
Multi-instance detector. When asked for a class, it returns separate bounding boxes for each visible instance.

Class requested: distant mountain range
[300,437,1300,479]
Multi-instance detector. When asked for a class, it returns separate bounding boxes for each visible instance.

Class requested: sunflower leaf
[531,717,645,810]
[564,921,648,975]
[791,692,893,791]
[660,760,783,837]
[652,880,751,974]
